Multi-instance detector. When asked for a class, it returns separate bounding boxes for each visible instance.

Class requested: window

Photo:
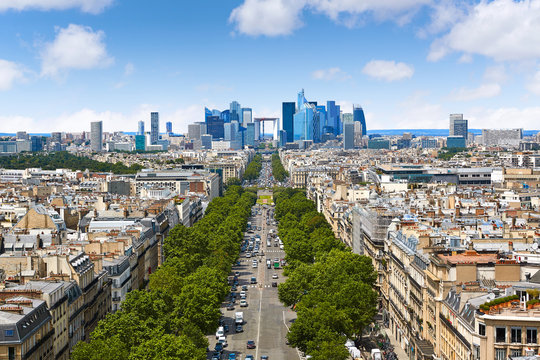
[495,348,506,360]
[5,329,14,337]
[527,328,537,344]
[511,327,522,343]
[479,324,486,336]
[511,349,522,358]
[496,327,506,343]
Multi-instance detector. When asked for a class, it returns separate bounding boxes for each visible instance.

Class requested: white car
[240,300,248,307]
[272,274,278,279]
[240,291,247,299]
[252,262,258,268]
[216,326,224,339]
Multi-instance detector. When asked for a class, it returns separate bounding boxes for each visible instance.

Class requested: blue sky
[1,0,540,133]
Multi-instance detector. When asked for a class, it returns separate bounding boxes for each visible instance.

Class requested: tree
[226,177,241,187]
[129,334,206,360]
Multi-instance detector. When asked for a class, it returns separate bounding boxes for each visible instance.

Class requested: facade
[449,114,468,138]
[246,123,255,146]
[368,138,390,150]
[326,101,341,136]
[206,116,224,139]
[90,121,103,152]
[447,136,467,148]
[230,101,241,121]
[241,108,252,127]
[343,122,355,150]
[188,123,204,140]
[483,129,523,147]
[150,112,159,145]
[135,170,220,200]
[135,134,145,151]
[282,102,295,143]
[201,134,212,149]
[294,90,320,142]
[102,256,131,312]
[421,138,438,149]
[165,121,172,134]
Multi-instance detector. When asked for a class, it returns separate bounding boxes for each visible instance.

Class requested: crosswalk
[246,284,277,288]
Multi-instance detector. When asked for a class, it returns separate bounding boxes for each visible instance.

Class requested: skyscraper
[138,120,144,135]
[293,90,320,142]
[206,116,224,139]
[135,135,146,151]
[188,124,202,140]
[90,121,103,152]
[150,112,159,145]
[282,102,295,143]
[353,105,367,137]
[246,123,255,146]
[343,122,355,150]
[241,108,252,127]
[230,101,241,121]
[449,114,468,138]
[166,121,172,134]
[326,101,340,136]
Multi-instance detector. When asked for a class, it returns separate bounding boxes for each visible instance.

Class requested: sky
[1,0,540,134]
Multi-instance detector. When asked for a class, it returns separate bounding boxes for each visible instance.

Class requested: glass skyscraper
[449,114,468,138]
[137,120,144,135]
[353,105,366,138]
[230,101,241,121]
[135,134,146,151]
[90,121,103,152]
[326,101,341,136]
[150,112,159,145]
[293,90,320,142]
[246,123,255,146]
[166,121,172,134]
[282,102,295,143]
[241,108,252,127]
[206,116,224,139]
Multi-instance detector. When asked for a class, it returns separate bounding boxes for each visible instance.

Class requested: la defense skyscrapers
[90,121,103,152]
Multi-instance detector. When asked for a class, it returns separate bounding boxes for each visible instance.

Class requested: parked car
[271,282,277,287]
[247,340,256,349]
[272,274,278,279]
[240,300,248,307]
[235,325,243,333]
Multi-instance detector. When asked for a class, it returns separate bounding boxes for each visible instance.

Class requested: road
[207,175,299,359]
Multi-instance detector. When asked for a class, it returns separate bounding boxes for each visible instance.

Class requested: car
[218,336,227,347]
[227,303,235,310]
[252,262,258,268]
[271,282,277,287]
[246,252,252,258]
[215,343,223,352]
[234,271,240,277]
[240,291,246,298]
[231,286,237,292]
[250,277,257,284]
[224,324,229,333]
[247,340,256,349]
[211,356,220,360]
[240,299,248,307]
[272,274,278,279]
[216,326,224,339]
[242,285,248,291]
[228,353,237,360]
[261,356,269,360]
[235,325,243,333]
[245,356,254,360]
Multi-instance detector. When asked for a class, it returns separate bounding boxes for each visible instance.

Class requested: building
[165,121,172,134]
[327,101,341,136]
[483,129,523,147]
[137,120,144,135]
[294,90,320,142]
[278,130,287,147]
[90,121,103,152]
[135,134,145,151]
[368,138,390,150]
[135,170,220,199]
[206,116,224,139]
[0,297,54,360]
[449,114,468,138]
[422,138,438,149]
[150,112,159,145]
[447,136,467,148]
[343,122,355,150]
[246,123,255,146]
[102,256,131,312]
[282,102,295,143]
[241,108,252,127]
[353,105,367,137]
[201,134,212,149]
[188,123,205,140]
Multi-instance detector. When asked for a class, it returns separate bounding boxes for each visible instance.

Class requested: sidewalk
[380,328,409,360]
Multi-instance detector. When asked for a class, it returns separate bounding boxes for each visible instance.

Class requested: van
[215,326,224,339]
[218,336,228,347]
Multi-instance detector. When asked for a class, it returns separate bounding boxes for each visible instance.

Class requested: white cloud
[0,59,26,91]
[41,24,114,77]
[362,60,414,82]
[417,0,467,38]
[468,106,540,129]
[527,68,540,96]
[311,67,350,81]
[449,83,501,101]
[0,104,205,134]
[0,0,113,14]
[229,0,429,36]
[124,62,134,76]
[429,0,540,61]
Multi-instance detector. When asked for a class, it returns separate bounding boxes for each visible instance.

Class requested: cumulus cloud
[527,68,540,96]
[41,24,114,77]
[468,106,540,129]
[311,67,350,81]
[229,0,429,36]
[362,60,414,82]
[428,0,540,61]
[0,0,113,14]
[0,59,26,91]
[449,83,501,101]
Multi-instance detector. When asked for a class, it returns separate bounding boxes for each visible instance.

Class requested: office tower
[16,131,29,140]
[138,120,144,135]
[230,101,241,121]
[221,110,230,123]
[51,132,62,144]
[353,105,367,137]
[166,121,172,134]
[316,105,326,142]
[343,122,355,150]
[201,134,212,149]
[135,134,146,151]
[188,124,202,140]
[293,90,320,142]
[206,116,224,139]
[482,129,523,146]
[326,101,340,136]
[278,130,287,147]
[254,119,261,141]
[447,136,466,148]
[282,102,295,143]
[212,109,221,117]
[241,108,252,127]
[449,114,468,138]
[224,123,232,141]
[354,122,363,148]
[150,112,159,145]
[341,113,353,123]
[30,136,43,152]
[246,123,255,146]
[205,107,212,122]
[90,121,103,152]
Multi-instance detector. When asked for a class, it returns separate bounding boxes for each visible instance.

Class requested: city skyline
[2,1,540,133]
